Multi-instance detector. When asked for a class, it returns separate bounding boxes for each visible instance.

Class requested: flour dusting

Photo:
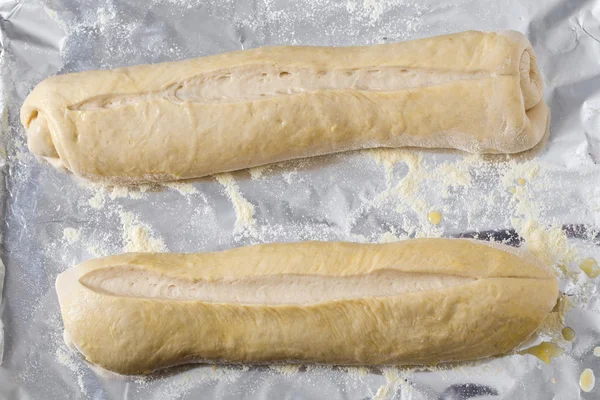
[10,0,600,398]
[249,165,271,180]
[63,228,81,244]
[269,364,301,376]
[55,347,87,396]
[215,173,256,236]
[163,182,198,195]
[88,189,106,209]
[119,211,168,252]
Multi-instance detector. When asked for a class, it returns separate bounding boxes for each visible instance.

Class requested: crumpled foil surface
[0,0,599,399]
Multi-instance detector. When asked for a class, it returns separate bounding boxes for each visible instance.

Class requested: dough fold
[21,30,548,184]
[56,238,559,375]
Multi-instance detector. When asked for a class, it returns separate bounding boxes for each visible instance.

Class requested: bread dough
[56,238,559,375]
[22,30,548,184]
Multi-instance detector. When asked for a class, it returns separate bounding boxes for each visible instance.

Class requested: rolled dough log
[56,238,559,375]
[22,30,548,184]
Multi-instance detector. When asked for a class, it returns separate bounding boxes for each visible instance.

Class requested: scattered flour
[21,135,592,397]
[378,231,403,243]
[364,149,579,280]
[55,346,87,396]
[282,170,298,185]
[372,367,413,400]
[434,160,474,197]
[109,185,146,200]
[537,295,573,340]
[511,219,576,277]
[269,364,301,376]
[87,183,150,206]
[363,149,441,237]
[144,366,248,400]
[84,242,109,258]
[119,211,167,252]
[367,148,414,188]
[109,186,130,200]
[498,159,577,277]
[163,182,198,195]
[62,228,81,244]
[88,189,106,209]
[18,1,599,397]
[249,165,271,180]
[55,347,76,371]
[500,159,540,189]
[215,173,256,236]
[345,366,369,378]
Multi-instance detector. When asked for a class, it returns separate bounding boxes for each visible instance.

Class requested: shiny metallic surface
[0,0,599,398]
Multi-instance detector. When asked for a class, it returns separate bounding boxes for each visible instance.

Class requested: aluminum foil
[1,0,599,398]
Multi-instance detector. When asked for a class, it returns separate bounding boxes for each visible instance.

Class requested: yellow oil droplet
[428,211,442,225]
[580,368,595,393]
[212,365,217,371]
[509,186,517,194]
[519,342,564,364]
[580,258,600,278]
[594,347,600,357]
[562,327,575,341]
[517,177,526,186]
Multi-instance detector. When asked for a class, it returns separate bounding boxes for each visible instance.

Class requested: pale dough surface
[22,30,548,184]
[56,238,559,375]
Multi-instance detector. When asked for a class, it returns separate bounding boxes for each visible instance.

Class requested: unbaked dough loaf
[22,30,548,184]
[56,238,559,375]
